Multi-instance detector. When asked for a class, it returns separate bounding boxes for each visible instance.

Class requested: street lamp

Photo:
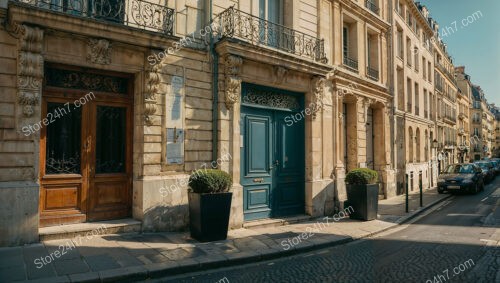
[432,139,439,149]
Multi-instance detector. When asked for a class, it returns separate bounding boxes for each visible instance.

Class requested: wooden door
[40,67,132,227]
[241,106,274,221]
[87,102,132,221]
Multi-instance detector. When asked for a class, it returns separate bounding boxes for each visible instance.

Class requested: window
[395,0,401,14]
[415,83,419,115]
[424,89,428,118]
[427,61,432,81]
[414,47,419,71]
[343,20,359,71]
[343,26,349,58]
[259,0,283,24]
[406,37,412,66]
[397,28,404,58]
[407,78,412,112]
[422,58,426,78]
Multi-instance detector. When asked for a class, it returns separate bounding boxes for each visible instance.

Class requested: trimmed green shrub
[345,168,378,185]
[189,169,232,194]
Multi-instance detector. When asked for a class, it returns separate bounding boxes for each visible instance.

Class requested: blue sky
[418,0,500,106]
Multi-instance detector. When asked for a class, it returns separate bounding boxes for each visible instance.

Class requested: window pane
[45,103,82,174]
[96,106,126,173]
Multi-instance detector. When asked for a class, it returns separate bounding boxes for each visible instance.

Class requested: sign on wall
[166,76,185,164]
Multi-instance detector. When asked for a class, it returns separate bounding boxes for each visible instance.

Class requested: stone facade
[0,0,496,247]
[392,1,436,195]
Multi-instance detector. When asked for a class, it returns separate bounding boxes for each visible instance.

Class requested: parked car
[437,164,484,194]
[490,159,500,175]
[474,161,495,184]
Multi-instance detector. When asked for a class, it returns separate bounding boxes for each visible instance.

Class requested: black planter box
[346,184,379,221]
[188,192,233,242]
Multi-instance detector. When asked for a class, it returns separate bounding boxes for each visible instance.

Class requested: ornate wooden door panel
[87,103,132,221]
[40,65,132,227]
[40,98,88,226]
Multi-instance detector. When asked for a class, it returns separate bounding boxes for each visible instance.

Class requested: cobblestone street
[154,180,500,283]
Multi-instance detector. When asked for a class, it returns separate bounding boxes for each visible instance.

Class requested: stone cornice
[402,0,434,36]
[331,67,390,100]
[8,3,180,50]
[215,39,333,77]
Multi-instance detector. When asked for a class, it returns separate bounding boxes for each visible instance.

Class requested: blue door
[240,85,305,221]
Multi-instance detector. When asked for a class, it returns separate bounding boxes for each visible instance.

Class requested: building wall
[392,0,435,194]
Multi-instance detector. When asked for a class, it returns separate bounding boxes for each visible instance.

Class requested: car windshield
[444,165,474,174]
[476,163,489,169]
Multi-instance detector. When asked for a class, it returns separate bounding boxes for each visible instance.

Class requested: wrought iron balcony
[366,66,379,81]
[343,56,358,71]
[12,0,174,35]
[365,0,379,15]
[214,7,327,63]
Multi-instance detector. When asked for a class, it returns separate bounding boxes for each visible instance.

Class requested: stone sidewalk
[0,188,450,283]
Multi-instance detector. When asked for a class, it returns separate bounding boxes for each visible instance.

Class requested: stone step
[39,218,142,242]
[242,215,313,230]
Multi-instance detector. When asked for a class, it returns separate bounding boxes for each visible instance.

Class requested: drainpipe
[209,0,219,164]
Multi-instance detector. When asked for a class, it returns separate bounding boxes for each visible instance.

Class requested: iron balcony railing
[214,7,327,63]
[366,66,379,81]
[365,0,379,15]
[11,0,174,35]
[343,56,358,71]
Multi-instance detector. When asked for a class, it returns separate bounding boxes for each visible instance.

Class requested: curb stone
[22,193,453,283]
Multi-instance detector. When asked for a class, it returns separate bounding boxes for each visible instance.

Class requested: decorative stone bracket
[311,76,326,119]
[224,55,243,110]
[15,24,44,118]
[144,64,161,125]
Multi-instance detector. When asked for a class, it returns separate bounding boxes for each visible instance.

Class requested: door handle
[269,160,279,170]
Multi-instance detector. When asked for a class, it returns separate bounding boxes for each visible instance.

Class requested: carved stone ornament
[273,66,288,85]
[144,64,161,125]
[311,76,326,119]
[224,55,243,109]
[87,39,112,65]
[16,24,44,117]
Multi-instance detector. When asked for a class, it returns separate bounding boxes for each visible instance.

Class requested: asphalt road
[150,178,500,283]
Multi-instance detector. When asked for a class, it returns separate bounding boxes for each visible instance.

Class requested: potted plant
[188,169,233,242]
[345,168,379,221]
